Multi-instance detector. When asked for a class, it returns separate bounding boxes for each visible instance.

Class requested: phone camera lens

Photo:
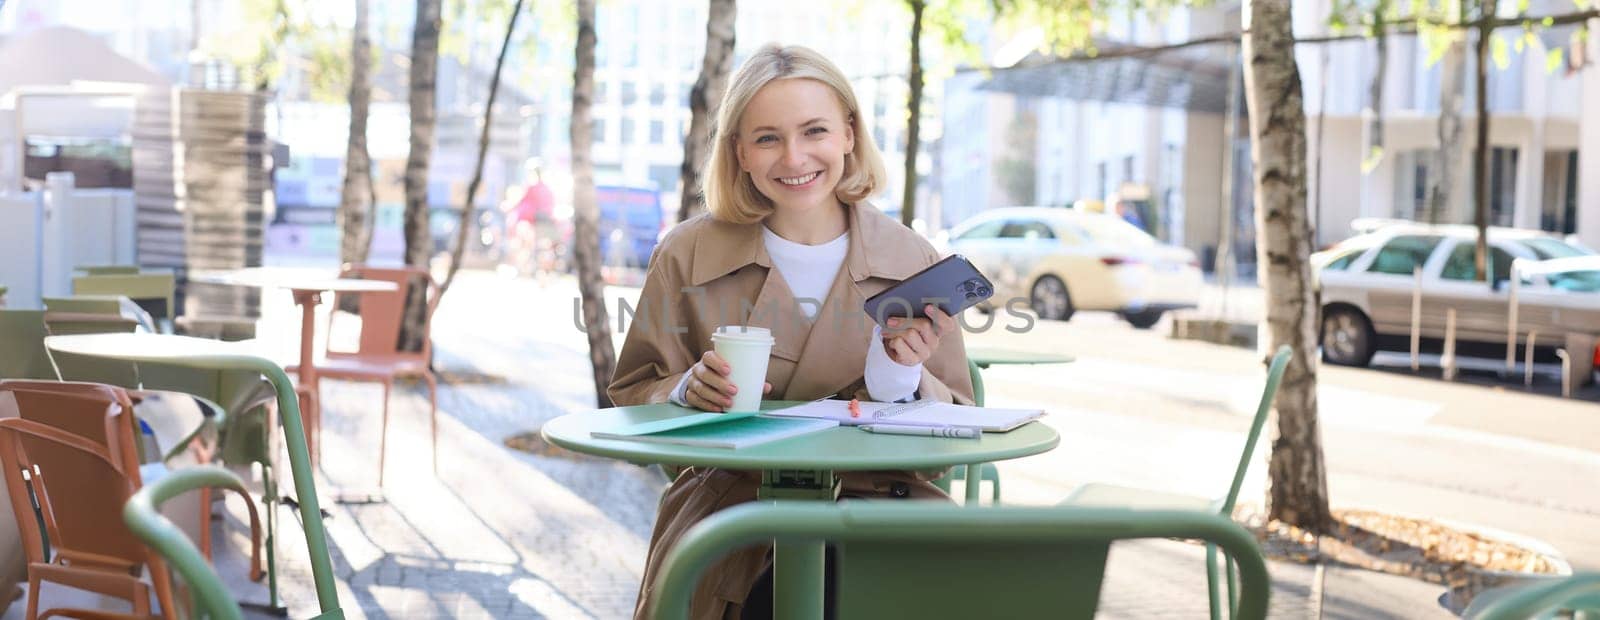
[976,287,991,297]
[965,292,977,300]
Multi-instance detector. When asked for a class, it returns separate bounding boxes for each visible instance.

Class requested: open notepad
[590,412,838,449]
[765,399,1044,432]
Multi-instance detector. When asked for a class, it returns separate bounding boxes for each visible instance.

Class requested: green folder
[590,411,836,449]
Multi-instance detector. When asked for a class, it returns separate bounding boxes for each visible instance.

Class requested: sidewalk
[11,271,1462,619]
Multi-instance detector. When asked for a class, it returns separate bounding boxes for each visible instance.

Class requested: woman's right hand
[685,350,772,412]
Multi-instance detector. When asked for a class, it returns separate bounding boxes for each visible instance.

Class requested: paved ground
[17,269,1594,619]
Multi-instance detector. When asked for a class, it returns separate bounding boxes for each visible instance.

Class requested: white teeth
[778,172,819,186]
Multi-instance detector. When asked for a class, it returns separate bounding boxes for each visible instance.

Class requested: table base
[757,469,840,502]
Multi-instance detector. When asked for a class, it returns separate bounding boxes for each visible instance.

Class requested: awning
[972,45,1235,114]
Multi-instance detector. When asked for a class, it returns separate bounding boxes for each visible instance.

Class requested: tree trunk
[676,0,737,223]
[336,0,376,314]
[441,0,526,295]
[901,0,925,229]
[1242,0,1333,534]
[1471,0,1496,282]
[1363,0,1389,172]
[1427,3,1467,224]
[573,0,616,408]
[401,0,442,352]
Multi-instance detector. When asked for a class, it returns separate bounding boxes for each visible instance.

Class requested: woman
[608,43,974,619]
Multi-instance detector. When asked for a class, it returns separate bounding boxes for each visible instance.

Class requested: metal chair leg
[1206,543,1222,620]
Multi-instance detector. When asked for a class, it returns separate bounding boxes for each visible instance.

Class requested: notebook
[590,411,839,449]
[764,399,1044,432]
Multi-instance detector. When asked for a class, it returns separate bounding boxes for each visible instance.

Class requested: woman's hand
[882,305,956,367]
[684,350,773,412]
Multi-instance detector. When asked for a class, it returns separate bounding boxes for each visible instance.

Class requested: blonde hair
[703,44,888,224]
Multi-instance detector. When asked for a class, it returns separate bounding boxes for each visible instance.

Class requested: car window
[1322,247,1366,271]
[999,220,1056,241]
[1546,270,1600,292]
[955,220,1005,241]
[1366,235,1442,275]
[1075,215,1156,247]
[1520,237,1592,260]
[1439,242,1515,283]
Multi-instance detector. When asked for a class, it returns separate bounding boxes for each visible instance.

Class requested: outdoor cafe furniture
[42,333,344,617]
[35,300,281,535]
[0,381,186,619]
[189,266,397,465]
[939,347,1077,502]
[1060,345,1290,620]
[1464,572,1600,619]
[121,466,267,620]
[70,272,176,332]
[650,502,1272,620]
[312,265,441,490]
[541,401,1059,620]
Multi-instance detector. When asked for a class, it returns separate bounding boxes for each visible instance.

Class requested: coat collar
[688,202,927,286]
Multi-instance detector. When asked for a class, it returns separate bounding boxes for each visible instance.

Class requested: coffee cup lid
[712,325,774,344]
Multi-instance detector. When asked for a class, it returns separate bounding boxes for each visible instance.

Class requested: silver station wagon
[1313,222,1600,375]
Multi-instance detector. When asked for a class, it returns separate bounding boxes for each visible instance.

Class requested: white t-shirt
[670,227,923,405]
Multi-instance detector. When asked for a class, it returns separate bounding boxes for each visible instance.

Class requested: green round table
[543,401,1058,620]
[44,333,343,619]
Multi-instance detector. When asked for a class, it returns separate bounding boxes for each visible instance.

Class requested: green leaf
[1517,0,1529,12]
[1361,146,1386,174]
[1546,48,1565,73]
[1542,16,1555,26]
[1491,35,1510,70]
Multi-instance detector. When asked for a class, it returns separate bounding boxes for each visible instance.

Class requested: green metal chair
[1060,345,1291,620]
[650,502,1271,620]
[931,359,1001,503]
[119,466,265,620]
[71,273,176,333]
[0,310,58,380]
[1465,573,1600,620]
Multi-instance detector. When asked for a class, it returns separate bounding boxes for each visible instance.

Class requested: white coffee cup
[710,325,775,412]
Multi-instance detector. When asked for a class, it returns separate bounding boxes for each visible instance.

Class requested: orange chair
[0,381,178,620]
[298,265,439,488]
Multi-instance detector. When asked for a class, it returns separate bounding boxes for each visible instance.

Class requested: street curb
[1171,316,1257,349]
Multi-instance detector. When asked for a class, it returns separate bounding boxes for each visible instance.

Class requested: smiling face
[735,78,856,218]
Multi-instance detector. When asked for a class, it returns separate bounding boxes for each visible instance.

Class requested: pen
[860,424,980,439]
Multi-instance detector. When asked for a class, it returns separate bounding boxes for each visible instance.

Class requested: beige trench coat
[607,202,975,619]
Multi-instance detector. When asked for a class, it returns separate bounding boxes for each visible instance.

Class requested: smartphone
[862,255,994,326]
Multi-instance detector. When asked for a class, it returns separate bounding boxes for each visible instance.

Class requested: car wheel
[1030,276,1074,321]
[1122,309,1164,329]
[1321,307,1376,367]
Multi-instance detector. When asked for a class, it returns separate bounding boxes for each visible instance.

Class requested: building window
[593,118,607,143]
[621,81,637,106]
[1122,155,1135,185]
[650,83,665,106]
[1487,147,1518,227]
[621,118,635,144]
[650,120,665,145]
[595,81,608,105]
[1097,162,1108,199]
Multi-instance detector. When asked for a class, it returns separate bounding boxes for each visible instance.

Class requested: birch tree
[401,0,443,351]
[677,0,738,223]
[337,0,377,294]
[572,0,616,407]
[1243,0,1333,532]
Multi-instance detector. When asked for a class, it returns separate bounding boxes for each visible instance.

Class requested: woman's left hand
[883,305,956,366]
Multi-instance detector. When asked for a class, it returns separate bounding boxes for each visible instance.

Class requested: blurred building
[944,0,1600,273]
[520,0,925,217]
